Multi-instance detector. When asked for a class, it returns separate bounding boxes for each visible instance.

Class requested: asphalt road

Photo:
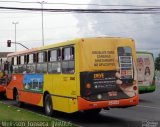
[1,82,160,127]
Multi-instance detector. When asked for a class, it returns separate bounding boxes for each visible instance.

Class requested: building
[0,52,12,58]
[0,52,12,63]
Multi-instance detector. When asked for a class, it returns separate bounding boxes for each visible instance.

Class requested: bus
[0,58,7,95]
[137,52,156,93]
[6,37,139,116]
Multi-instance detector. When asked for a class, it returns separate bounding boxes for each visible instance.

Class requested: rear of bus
[137,52,155,93]
[77,37,139,111]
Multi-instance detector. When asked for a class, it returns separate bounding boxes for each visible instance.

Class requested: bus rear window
[117,47,133,79]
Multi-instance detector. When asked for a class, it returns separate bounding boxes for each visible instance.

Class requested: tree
[155,53,160,70]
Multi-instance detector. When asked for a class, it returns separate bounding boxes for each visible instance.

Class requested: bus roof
[38,38,80,51]
[7,48,37,57]
[7,37,134,57]
[39,37,134,51]
[136,51,153,55]
[7,39,80,57]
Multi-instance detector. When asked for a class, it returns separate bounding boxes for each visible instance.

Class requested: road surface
[1,83,160,127]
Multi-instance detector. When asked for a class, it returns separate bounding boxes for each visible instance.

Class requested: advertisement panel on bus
[137,52,156,93]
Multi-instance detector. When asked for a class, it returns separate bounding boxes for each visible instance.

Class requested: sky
[0,0,160,57]
[0,0,90,52]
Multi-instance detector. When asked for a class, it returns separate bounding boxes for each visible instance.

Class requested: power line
[1,6,160,14]
[1,6,160,15]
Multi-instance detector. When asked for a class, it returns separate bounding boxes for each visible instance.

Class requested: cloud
[74,0,160,57]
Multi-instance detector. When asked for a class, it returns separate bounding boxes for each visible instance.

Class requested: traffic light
[7,40,11,47]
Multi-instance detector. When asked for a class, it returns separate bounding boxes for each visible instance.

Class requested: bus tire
[44,94,53,116]
[0,92,6,99]
[84,108,101,115]
[15,91,23,107]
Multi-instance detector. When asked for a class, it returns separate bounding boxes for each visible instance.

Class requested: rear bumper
[78,95,139,110]
[139,85,156,94]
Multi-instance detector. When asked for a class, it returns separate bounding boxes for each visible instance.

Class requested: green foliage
[155,53,160,70]
[0,102,53,121]
[0,102,76,127]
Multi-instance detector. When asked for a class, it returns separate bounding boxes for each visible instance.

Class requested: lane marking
[137,105,160,110]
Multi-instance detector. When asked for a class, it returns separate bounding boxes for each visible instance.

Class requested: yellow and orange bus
[0,58,6,95]
[0,70,6,94]
[6,37,139,115]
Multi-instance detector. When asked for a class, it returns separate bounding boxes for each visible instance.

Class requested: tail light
[133,86,137,91]
[86,83,91,89]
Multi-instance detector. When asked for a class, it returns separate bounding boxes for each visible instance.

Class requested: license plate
[108,100,119,105]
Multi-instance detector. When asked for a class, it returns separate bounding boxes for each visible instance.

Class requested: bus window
[50,50,57,61]
[62,46,75,74]
[38,52,44,63]
[48,49,61,73]
[12,57,19,73]
[29,54,34,64]
[26,54,36,73]
[37,51,47,73]
[117,47,133,83]
[18,56,26,73]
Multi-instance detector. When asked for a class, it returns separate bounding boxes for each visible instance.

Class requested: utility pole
[12,22,19,52]
[39,1,46,46]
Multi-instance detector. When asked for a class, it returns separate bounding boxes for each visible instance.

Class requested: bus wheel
[44,94,53,116]
[84,108,101,115]
[15,91,23,107]
[0,92,6,99]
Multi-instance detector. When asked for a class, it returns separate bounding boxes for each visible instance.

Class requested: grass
[0,102,76,127]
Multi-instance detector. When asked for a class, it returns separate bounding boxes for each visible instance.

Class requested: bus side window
[62,46,75,74]
[63,47,74,60]
[48,49,61,73]
[26,54,36,73]
[12,57,19,73]
[36,51,47,73]
[19,55,26,74]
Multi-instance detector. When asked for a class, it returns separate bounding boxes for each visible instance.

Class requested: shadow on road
[139,98,153,104]
[20,103,135,127]
[1,100,142,127]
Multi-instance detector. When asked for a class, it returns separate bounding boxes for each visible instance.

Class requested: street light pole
[12,22,19,52]
[40,1,45,46]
